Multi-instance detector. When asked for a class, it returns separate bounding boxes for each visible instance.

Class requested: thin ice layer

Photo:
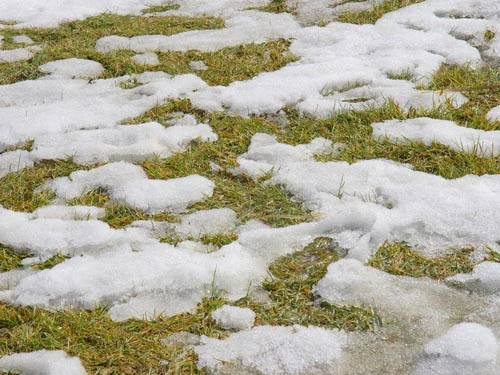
[0,350,87,375]
[195,325,346,375]
[372,117,500,156]
[314,259,478,336]
[43,162,215,214]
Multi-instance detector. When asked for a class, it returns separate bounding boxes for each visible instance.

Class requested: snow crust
[0,350,87,375]
[372,117,500,156]
[195,325,346,375]
[212,305,255,330]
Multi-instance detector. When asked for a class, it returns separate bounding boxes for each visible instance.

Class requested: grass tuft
[31,253,69,270]
[368,241,474,279]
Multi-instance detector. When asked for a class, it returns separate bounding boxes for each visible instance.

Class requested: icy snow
[0,350,87,375]
[372,117,500,156]
[212,305,255,330]
[195,325,346,374]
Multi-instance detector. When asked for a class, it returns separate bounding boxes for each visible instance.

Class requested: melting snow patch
[175,208,238,238]
[212,305,255,330]
[194,325,346,375]
[487,105,500,122]
[413,323,499,375]
[131,52,160,66]
[39,58,104,79]
[372,117,500,156]
[0,350,87,375]
[43,162,215,214]
[446,261,500,295]
[0,72,207,149]
[0,150,34,178]
[30,120,217,165]
[96,11,300,53]
[0,206,151,259]
[314,259,478,335]
[238,135,500,258]
[0,48,33,63]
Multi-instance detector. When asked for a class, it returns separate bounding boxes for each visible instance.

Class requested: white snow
[0,48,33,63]
[372,117,500,156]
[189,60,208,71]
[175,208,238,238]
[0,70,207,150]
[43,162,215,213]
[487,105,500,122]
[39,58,104,79]
[1,0,500,372]
[413,323,500,375]
[195,325,346,375]
[236,135,500,259]
[131,52,160,66]
[12,35,34,45]
[212,305,255,330]
[30,120,217,165]
[446,261,500,294]
[0,206,151,259]
[0,350,87,375]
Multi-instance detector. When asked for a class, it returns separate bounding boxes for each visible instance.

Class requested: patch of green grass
[132,100,314,228]
[0,245,30,272]
[0,15,296,87]
[336,0,424,24]
[199,232,238,248]
[368,241,474,279]
[0,295,232,374]
[485,249,500,263]
[70,191,180,229]
[0,13,224,85]
[31,253,69,270]
[141,3,180,14]
[386,69,415,81]
[427,64,500,131]
[0,159,89,212]
[277,99,500,179]
[235,237,380,331]
[253,0,294,14]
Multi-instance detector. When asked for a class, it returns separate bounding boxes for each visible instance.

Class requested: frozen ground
[1,0,500,374]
